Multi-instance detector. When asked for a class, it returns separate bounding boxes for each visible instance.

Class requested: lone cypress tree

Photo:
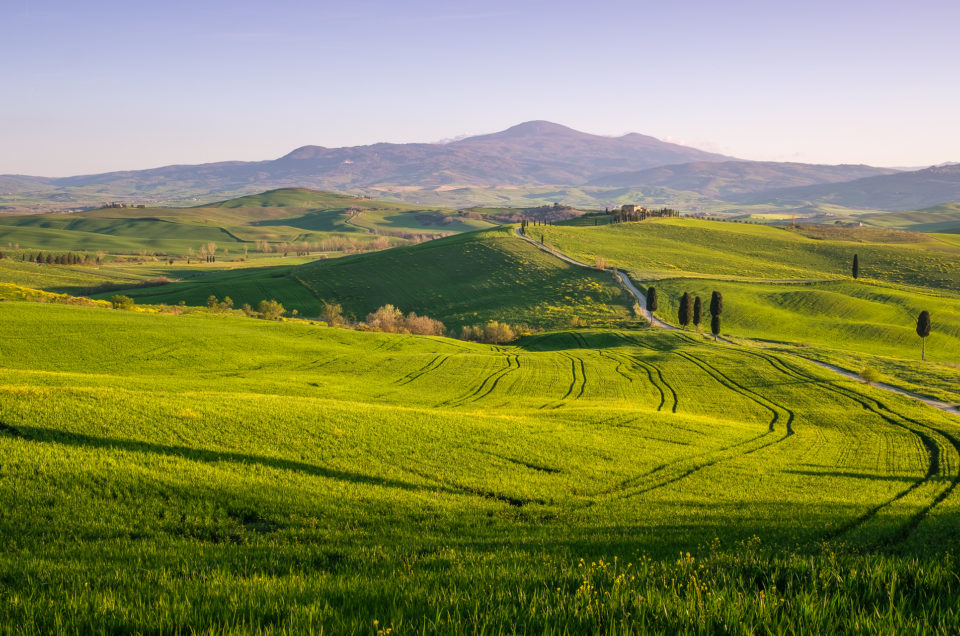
[646,287,658,312]
[693,296,702,330]
[853,254,859,279]
[916,310,931,361]
[711,314,721,342]
[678,292,692,329]
[710,291,723,317]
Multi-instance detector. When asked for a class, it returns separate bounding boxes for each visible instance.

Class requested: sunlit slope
[540,218,960,289]
[0,188,490,257]
[292,226,635,327]
[1,301,959,630]
[536,219,960,360]
[863,202,960,233]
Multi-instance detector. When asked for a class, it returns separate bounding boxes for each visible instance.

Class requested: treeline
[610,207,679,223]
[5,251,100,265]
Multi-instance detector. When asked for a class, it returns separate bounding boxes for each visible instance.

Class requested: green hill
[114,226,636,329]
[292,226,635,328]
[0,188,494,260]
[535,218,960,366]
[2,299,960,632]
[863,202,960,233]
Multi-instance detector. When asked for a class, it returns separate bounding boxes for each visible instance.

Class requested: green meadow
[2,301,960,633]
[3,192,960,633]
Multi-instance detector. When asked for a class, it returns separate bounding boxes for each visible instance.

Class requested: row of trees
[18,252,99,266]
[645,287,723,339]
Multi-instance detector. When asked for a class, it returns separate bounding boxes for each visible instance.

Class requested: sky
[2,0,958,176]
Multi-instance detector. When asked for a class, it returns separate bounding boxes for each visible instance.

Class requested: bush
[256,299,285,320]
[110,295,135,310]
[320,302,344,326]
[460,321,517,344]
[859,367,880,383]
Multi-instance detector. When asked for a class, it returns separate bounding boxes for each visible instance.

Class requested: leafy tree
[852,253,859,279]
[678,292,692,329]
[711,314,721,342]
[710,291,723,317]
[256,299,285,320]
[110,295,134,310]
[646,287,658,312]
[916,310,931,361]
[320,302,344,326]
[693,296,702,329]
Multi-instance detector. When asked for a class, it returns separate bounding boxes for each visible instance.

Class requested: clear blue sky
[2,0,958,176]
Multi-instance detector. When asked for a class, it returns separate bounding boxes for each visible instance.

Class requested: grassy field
[2,299,960,632]
[119,226,637,328]
[293,226,635,328]
[0,188,491,259]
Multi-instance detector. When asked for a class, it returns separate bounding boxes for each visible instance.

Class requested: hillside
[588,161,899,196]
[735,164,960,210]
[862,202,960,233]
[0,188,489,262]
[0,122,733,208]
[3,299,960,632]
[119,226,635,328]
[536,219,960,365]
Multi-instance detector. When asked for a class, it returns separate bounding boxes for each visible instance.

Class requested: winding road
[513,225,959,418]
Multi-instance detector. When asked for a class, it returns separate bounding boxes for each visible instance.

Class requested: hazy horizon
[3,0,958,176]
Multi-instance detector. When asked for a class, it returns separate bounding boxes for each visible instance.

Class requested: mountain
[588,161,900,197]
[734,164,960,210]
[0,121,733,207]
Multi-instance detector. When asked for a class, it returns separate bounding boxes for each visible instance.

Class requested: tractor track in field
[676,351,794,434]
[742,350,960,546]
[597,431,781,500]
[395,354,450,386]
[611,333,678,412]
[437,355,520,408]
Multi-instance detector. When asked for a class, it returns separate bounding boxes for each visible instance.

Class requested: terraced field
[2,300,960,632]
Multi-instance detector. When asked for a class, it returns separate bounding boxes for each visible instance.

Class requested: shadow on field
[13,425,486,500]
[518,330,686,353]
[785,469,929,483]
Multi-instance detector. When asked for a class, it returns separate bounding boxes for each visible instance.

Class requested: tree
[110,294,134,310]
[916,310,931,361]
[693,296,702,329]
[646,287,658,312]
[256,299,285,320]
[709,291,723,317]
[711,314,721,342]
[678,292,692,329]
[852,253,859,279]
[320,302,344,326]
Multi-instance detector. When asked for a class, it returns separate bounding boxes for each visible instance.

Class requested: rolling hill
[3,297,960,632]
[0,122,733,208]
[588,160,899,196]
[735,164,960,210]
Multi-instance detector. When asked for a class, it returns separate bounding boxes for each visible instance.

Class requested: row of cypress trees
[645,287,724,340]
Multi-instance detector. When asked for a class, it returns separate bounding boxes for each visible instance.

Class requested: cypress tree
[646,287,658,312]
[693,296,702,329]
[710,291,723,317]
[852,254,859,279]
[711,314,721,342]
[678,292,692,329]
[916,310,931,361]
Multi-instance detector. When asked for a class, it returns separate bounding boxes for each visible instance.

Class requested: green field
[0,188,492,259]
[5,190,960,632]
[117,226,636,329]
[2,300,960,632]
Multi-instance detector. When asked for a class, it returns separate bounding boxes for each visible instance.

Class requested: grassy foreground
[2,299,960,632]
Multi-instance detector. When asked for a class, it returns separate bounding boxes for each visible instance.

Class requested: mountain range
[1,121,958,211]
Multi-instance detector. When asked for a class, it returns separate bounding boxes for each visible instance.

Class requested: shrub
[256,299,285,320]
[859,367,880,383]
[110,295,135,310]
